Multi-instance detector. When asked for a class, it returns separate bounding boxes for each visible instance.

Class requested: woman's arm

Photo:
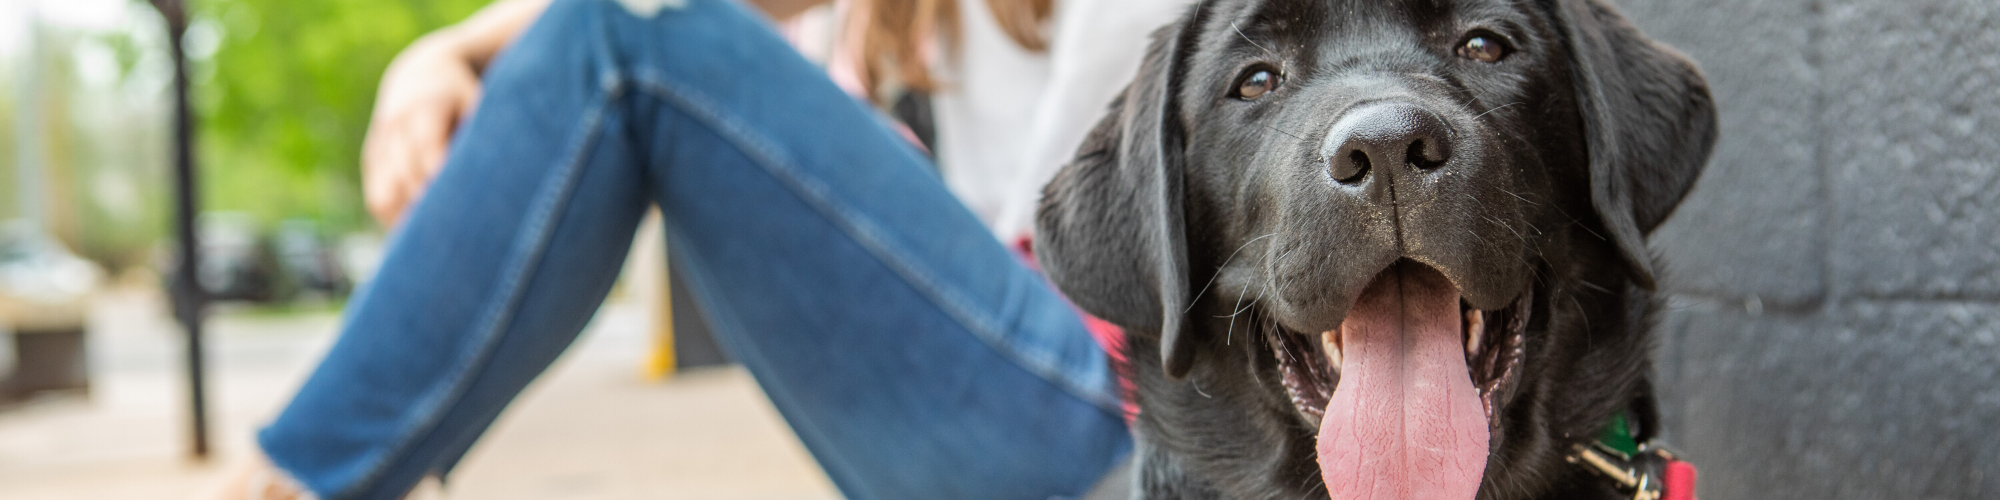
[362,0,831,227]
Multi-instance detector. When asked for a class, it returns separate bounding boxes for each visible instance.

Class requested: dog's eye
[1457,35,1508,63]
[1234,68,1280,100]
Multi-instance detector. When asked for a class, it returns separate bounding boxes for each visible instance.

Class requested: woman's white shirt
[928,0,1193,242]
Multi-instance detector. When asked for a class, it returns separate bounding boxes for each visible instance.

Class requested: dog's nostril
[1332,150,1371,184]
[1407,139,1448,170]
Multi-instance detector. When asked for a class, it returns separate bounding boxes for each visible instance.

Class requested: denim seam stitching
[330,95,615,500]
[627,73,1122,413]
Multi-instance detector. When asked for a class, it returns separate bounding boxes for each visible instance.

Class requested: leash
[1566,414,1698,500]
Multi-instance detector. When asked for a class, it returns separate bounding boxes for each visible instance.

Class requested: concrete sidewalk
[0,287,840,500]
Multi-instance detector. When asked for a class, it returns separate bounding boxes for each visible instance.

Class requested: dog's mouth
[1269,265,1529,429]
[1267,260,1531,498]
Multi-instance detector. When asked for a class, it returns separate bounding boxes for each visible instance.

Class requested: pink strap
[1078,315,1137,420]
[1663,460,1698,500]
[1013,236,1139,420]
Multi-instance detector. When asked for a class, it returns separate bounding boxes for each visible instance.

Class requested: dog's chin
[1267,261,1532,437]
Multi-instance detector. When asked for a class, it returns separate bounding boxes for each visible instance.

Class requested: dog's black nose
[1321,102,1453,184]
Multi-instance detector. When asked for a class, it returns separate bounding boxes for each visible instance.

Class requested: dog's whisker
[1240,283,1269,315]
[1300,478,1328,499]
[1472,101,1524,120]
[1482,214,1527,244]
[1464,227,1492,246]
[1264,246,1303,301]
[1218,283,1266,320]
[1511,248,1536,270]
[1568,293,1592,333]
[1223,277,1255,345]
[1232,21,1278,59]
[1554,206,1608,241]
[1499,186,1540,206]
[1260,124,1306,141]
[1239,282,1274,346]
[1254,264,1281,330]
[1281,333,1305,367]
[1186,232,1281,314]
[1224,285,1253,316]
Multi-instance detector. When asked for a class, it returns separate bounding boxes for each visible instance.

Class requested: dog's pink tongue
[1317,264,1489,500]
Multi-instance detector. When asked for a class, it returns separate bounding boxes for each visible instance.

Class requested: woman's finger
[409,106,453,181]
[365,129,420,226]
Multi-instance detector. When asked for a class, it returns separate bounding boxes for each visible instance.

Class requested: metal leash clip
[1567,442,1673,500]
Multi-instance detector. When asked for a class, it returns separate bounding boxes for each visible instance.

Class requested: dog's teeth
[1320,330,1342,373]
[1465,309,1486,356]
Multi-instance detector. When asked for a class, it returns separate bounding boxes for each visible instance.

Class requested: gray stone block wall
[1619,0,2000,498]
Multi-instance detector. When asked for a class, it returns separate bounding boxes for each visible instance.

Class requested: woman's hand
[361,33,484,227]
[359,0,552,227]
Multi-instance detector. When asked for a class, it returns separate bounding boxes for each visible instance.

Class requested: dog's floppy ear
[1035,17,1202,378]
[1552,0,1718,290]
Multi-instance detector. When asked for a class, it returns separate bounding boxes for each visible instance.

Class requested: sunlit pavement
[0,287,841,500]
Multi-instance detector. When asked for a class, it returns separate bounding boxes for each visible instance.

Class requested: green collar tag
[1595,413,1641,457]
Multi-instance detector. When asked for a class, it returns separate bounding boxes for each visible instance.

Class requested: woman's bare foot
[196,450,313,500]
[195,449,452,500]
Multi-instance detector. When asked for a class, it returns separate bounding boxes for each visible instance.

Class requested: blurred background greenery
[4,0,487,273]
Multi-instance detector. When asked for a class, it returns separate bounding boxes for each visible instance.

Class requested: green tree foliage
[193,0,489,231]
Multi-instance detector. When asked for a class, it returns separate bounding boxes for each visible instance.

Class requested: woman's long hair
[851,0,1051,100]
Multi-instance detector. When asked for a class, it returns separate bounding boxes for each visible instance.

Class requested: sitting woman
[202,0,1186,498]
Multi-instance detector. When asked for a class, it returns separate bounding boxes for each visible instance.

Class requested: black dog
[1035,0,1715,498]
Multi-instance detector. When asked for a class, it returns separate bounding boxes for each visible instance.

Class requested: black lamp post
[146,0,210,460]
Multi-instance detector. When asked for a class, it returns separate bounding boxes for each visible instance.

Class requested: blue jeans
[255,0,1131,498]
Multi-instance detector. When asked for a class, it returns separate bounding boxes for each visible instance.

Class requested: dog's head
[1035,0,1714,497]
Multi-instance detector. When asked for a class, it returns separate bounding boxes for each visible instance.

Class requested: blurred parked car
[192,212,281,303]
[0,220,101,402]
[0,221,97,330]
[272,218,352,300]
[163,213,354,305]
